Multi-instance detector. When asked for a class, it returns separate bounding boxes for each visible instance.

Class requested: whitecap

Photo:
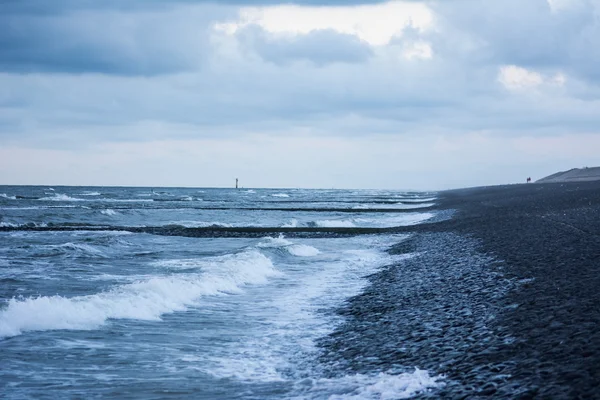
[271,193,290,198]
[258,235,320,257]
[0,250,280,338]
[0,222,18,227]
[281,219,298,228]
[38,193,84,202]
[170,221,233,228]
[314,220,356,228]
[353,212,434,228]
[100,209,118,216]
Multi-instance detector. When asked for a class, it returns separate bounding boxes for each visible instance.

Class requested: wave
[0,250,280,338]
[38,193,85,202]
[0,193,16,200]
[152,198,197,202]
[257,235,320,257]
[353,212,434,227]
[397,197,437,203]
[100,209,118,216]
[281,219,298,228]
[0,222,18,227]
[203,235,424,390]
[353,203,435,210]
[295,369,443,399]
[80,191,101,196]
[314,220,356,228]
[168,221,233,228]
[39,242,106,258]
[271,193,290,198]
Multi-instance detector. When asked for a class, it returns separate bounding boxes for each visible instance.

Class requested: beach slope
[537,166,600,183]
[321,181,600,398]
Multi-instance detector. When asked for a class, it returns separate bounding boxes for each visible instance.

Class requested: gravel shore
[321,181,600,398]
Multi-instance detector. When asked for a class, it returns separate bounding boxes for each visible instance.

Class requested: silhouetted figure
[236,178,238,189]
[527,177,531,183]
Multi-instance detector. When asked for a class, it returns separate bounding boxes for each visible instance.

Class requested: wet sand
[321,181,600,398]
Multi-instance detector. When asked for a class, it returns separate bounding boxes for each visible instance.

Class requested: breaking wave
[0,250,280,338]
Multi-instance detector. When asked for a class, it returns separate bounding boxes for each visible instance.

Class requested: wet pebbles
[320,181,600,398]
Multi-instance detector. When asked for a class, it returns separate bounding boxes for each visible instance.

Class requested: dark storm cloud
[0,5,229,75]
[237,26,374,65]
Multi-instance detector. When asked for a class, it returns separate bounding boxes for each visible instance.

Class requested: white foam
[0,250,280,338]
[257,235,320,257]
[182,196,193,201]
[0,222,18,227]
[287,244,320,257]
[100,209,118,216]
[398,197,437,203]
[354,213,434,228]
[205,235,411,384]
[315,220,356,228]
[282,219,298,228]
[272,193,290,198]
[80,191,101,196]
[297,369,444,399]
[39,193,84,202]
[245,190,256,193]
[352,203,434,210]
[0,193,16,200]
[170,221,233,228]
[46,242,106,257]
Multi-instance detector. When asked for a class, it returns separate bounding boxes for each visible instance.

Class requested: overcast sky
[1,0,599,190]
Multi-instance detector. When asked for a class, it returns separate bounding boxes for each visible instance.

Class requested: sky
[1,0,599,190]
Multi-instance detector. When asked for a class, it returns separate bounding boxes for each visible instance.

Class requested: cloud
[0,5,231,75]
[1,0,600,188]
[430,0,600,82]
[235,26,373,65]
[217,1,432,46]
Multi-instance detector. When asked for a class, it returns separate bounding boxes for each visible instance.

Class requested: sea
[0,186,444,399]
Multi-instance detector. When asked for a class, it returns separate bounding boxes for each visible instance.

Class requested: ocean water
[0,186,443,399]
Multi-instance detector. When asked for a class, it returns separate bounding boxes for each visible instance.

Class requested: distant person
[527,177,531,183]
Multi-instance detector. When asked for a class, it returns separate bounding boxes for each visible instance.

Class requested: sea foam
[315,220,356,228]
[298,369,444,400]
[39,193,84,202]
[258,236,320,257]
[100,209,118,216]
[0,250,279,338]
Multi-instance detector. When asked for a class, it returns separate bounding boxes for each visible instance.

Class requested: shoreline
[320,181,600,398]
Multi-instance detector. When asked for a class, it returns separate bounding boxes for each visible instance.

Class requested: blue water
[0,186,443,399]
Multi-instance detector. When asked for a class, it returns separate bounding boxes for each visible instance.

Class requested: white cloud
[215,1,433,46]
[498,65,567,91]
[402,41,433,60]
[498,65,544,90]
